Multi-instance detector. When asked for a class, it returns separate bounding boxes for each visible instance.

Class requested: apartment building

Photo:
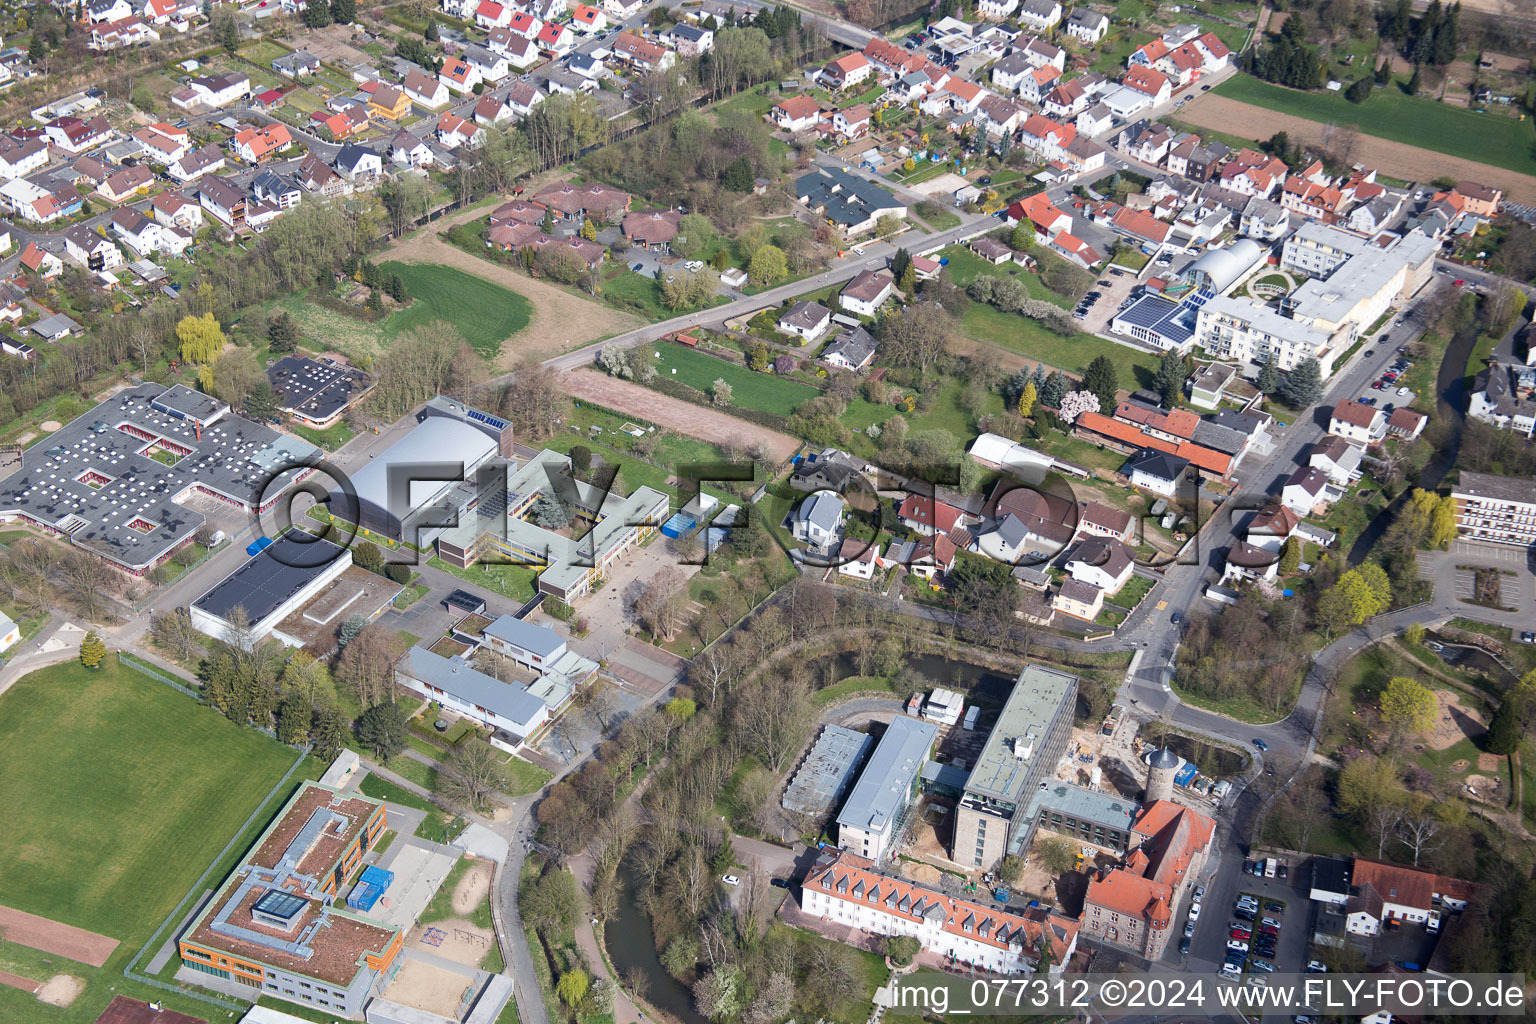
[1451,471,1536,547]
[835,715,938,864]
[952,665,1077,871]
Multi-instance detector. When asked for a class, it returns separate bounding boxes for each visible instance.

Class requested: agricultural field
[379,262,534,358]
[1213,74,1536,176]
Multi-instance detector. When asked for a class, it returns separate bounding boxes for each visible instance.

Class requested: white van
[1264,858,1278,879]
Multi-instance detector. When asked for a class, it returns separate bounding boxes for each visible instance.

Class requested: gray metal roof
[800,491,845,532]
[482,613,566,658]
[795,167,903,228]
[1026,781,1137,833]
[401,647,547,728]
[343,415,498,520]
[1146,746,1179,769]
[836,715,937,836]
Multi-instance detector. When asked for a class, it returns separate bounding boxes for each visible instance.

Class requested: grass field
[380,262,533,359]
[654,342,820,416]
[1214,74,1536,176]
[0,659,300,946]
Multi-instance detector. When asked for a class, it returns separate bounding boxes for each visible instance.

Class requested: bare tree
[440,740,509,812]
[335,624,402,706]
[622,965,650,1003]
[56,550,115,622]
[1397,797,1443,866]
[732,671,811,773]
[636,566,688,642]
[150,609,203,662]
[1366,800,1404,859]
[582,680,618,734]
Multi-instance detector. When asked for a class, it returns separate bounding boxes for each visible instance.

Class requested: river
[606,862,709,1024]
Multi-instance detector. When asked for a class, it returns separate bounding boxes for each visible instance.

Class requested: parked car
[1278,864,1288,880]
[1194,885,1206,901]
[1253,738,1269,751]
[770,878,790,888]
[1185,920,1197,938]
[1180,937,1191,954]
[1264,902,1284,914]
[722,875,740,886]
[1397,386,1411,396]
[1189,903,1201,921]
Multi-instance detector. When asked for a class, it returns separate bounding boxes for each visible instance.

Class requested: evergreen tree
[79,631,106,669]
[1154,349,1186,407]
[1432,2,1458,64]
[1018,381,1038,418]
[302,0,330,28]
[331,0,355,23]
[1082,355,1120,414]
[1375,58,1392,85]
[899,264,916,293]
[27,33,44,64]
[1032,364,1048,389]
[891,248,912,282]
[220,11,241,48]
[1389,0,1412,38]
[1279,356,1324,408]
[1004,368,1033,408]
[1040,370,1067,409]
[355,701,409,760]
[721,155,755,192]
[1406,64,1422,94]
[1346,76,1373,103]
[425,17,439,39]
[1257,354,1281,394]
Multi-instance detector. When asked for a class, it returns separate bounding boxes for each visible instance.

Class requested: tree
[425,17,439,39]
[875,214,905,239]
[176,313,225,364]
[330,0,354,23]
[441,741,509,811]
[1018,380,1038,418]
[337,614,368,650]
[1081,354,1119,413]
[1406,65,1422,95]
[1036,834,1078,875]
[1256,354,1281,395]
[557,969,590,1008]
[1279,356,1324,408]
[879,302,953,373]
[301,0,330,26]
[1057,389,1100,424]
[747,341,770,371]
[1316,568,1388,634]
[580,218,597,241]
[267,310,302,352]
[998,854,1024,885]
[1337,754,1404,815]
[220,8,242,46]
[1375,57,1392,84]
[710,378,733,407]
[352,541,384,574]
[722,154,755,191]
[246,381,280,420]
[1396,794,1443,866]
[1278,537,1301,574]
[891,248,912,282]
[1154,348,1185,407]
[276,689,313,744]
[79,631,106,669]
[210,348,262,409]
[1381,676,1436,741]
[569,445,592,475]
[747,244,786,286]
[496,358,569,443]
[336,625,401,707]
[885,935,920,966]
[1040,370,1067,409]
[1345,75,1373,103]
[530,492,573,528]
[354,700,409,760]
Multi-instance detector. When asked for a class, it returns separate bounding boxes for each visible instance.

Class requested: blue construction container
[1174,763,1198,787]
[660,513,697,539]
[347,865,394,911]
[246,536,273,557]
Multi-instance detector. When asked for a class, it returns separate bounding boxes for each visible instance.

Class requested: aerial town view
[2,0,1536,1020]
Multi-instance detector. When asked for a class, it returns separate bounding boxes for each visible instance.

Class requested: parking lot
[1359,348,1417,409]
[1186,852,1312,979]
[1079,266,1143,333]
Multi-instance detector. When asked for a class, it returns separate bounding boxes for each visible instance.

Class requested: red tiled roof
[1076,412,1232,476]
[898,493,966,533]
[1331,399,1380,428]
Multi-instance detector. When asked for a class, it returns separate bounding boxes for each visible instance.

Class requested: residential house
[793,491,846,549]
[612,32,674,70]
[439,57,482,96]
[0,137,49,179]
[777,299,832,341]
[507,9,543,37]
[0,179,82,224]
[110,207,164,255]
[1017,0,1062,31]
[402,68,450,109]
[1344,859,1478,937]
[1122,65,1172,105]
[18,242,63,279]
[832,104,872,138]
[899,533,960,579]
[1328,399,1386,445]
[1457,181,1502,218]
[566,3,604,31]
[1308,435,1364,486]
[970,236,1014,265]
[837,539,881,580]
[1066,7,1108,42]
[486,29,540,69]
[1019,34,1066,69]
[45,115,111,154]
[1065,536,1136,595]
[536,22,575,55]
[1386,406,1427,440]
[142,0,199,22]
[772,94,821,132]
[623,209,682,250]
[296,154,349,197]
[197,176,247,230]
[991,52,1035,93]
[437,113,483,150]
[475,0,513,27]
[230,123,292,164]
[174,72,250,110]
[840,269,895,316]
[1280,465,1332,517]
[87,0,133,22]
[97,164,152,203]
[130,123,188,165]
[89,15,159,50]
[251,169,301,211]
[505,81,546,118]
[150,191,204,231]
[796,167,906,236]
[978,0,1019,17]
[668,23,713,56]
[977,94,1025,138]
[822,326,877,371]
[462,44,510,85]
[1043,80,1088,119]
[1126,449,1188,496]
[1018,114,1076,162]
[334,143,383,182]
[896,493,975,537]
[603,0,641,15]
[821,52,873,90]
[1052,232,1103,269]
[273,50,321,77]
[62,225,123,271]
[1052,578,1103,620]
[535,180,631,222]
[387,130,434,167]
[864,38,925,78]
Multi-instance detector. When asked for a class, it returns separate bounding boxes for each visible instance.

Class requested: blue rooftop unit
[346,865,394,911]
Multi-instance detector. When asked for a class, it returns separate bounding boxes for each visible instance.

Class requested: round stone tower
[1144,746,1180,803]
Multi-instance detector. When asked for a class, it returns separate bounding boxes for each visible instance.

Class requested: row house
[612,32,675,71]
[231,123,292,164]
[1281,177,1349,222]
[864,37,926,78]
[437,112,484,150]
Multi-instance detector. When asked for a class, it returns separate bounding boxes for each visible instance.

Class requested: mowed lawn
[380,261,534,359]
[0,658,298,947]
[654,342,819,416]
[1214,74,1536,176]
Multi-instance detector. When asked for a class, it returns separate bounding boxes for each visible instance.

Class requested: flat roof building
[396,646,551,743]
[836,716,938,864]
[953,664,1077,871]
[1023,782,1139,851]
[0,383,317,574]
[177,782,399,1018]
[266,356,374,430]
[190,535,354,648]
[784,724,875,816]
[1451,471,1536,547]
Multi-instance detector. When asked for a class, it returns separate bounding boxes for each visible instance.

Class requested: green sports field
[0,658,299,948]
[380,262,534,359]
[1213,74,1536,176]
